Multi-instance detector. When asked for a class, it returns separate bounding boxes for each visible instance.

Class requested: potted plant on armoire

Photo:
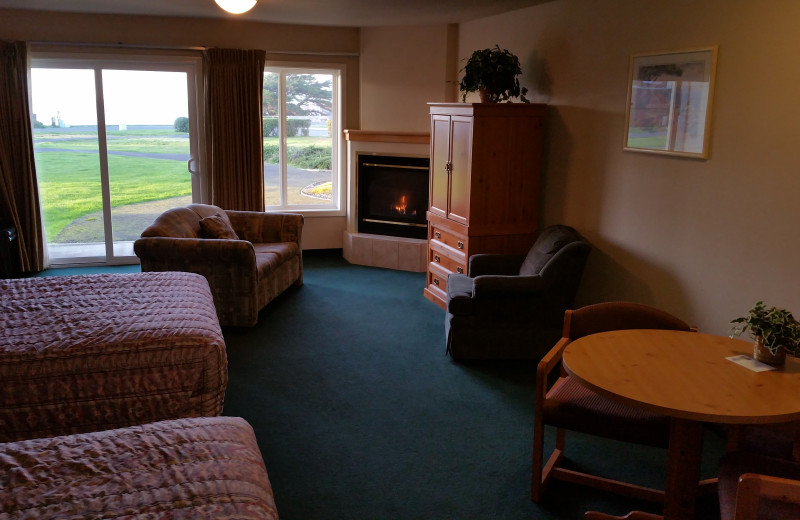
[458,45,529,103]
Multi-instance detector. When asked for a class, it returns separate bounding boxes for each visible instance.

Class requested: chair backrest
[187,203,229,221]
[140,206,203,239]
[564,301,694,341]
[519,225,587,276]
[733,473,800,520]
[734,421,800,461]
[140,203,230,239]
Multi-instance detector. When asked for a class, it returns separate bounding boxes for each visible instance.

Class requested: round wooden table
[563,329,800,520]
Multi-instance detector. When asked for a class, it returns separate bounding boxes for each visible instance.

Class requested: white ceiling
[0,0,550,27]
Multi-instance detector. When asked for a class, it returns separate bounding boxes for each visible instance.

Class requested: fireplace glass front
[357,154,429,239]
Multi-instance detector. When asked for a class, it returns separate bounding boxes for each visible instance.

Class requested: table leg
[663,418,705,520]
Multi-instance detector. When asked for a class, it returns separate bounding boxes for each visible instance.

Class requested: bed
[0,416,278,519]
[0,271,228,442]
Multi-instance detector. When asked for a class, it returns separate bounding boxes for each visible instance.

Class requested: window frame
[263,62,345,217]
[28,45,205,265]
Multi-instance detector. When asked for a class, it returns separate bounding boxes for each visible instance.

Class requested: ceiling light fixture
[214,0,257,14]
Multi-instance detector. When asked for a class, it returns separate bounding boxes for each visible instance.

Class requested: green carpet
[37,250,725,519]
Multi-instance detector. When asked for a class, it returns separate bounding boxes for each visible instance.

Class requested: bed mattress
[0,416,278,519]
[0,271,228,442]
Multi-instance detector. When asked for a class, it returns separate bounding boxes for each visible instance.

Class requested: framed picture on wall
[624,46,718,159]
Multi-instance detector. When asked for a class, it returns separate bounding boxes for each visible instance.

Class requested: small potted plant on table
[459,45,529,103]
[731,301,800,366]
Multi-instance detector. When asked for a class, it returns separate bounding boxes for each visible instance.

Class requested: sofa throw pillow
[199,214,239,240]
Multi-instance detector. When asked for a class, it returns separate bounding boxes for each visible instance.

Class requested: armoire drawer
[430,225,468,255]
[429,248,465,275]
[427,263,451,294]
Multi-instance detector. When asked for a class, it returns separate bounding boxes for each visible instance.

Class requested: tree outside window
[263,69,339,209]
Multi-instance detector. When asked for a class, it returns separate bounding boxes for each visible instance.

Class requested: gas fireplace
[357,154,429,239]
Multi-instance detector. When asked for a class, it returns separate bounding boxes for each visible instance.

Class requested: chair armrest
[472,274,548,298]
[468,254,525,276]
[134,237,257,273]
[225,211,304,245]
[537,337,570,383]
[446,273,474,302]
[534,337,571,428]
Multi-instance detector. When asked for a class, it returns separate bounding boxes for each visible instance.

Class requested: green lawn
[627,131,667,150]
[37,137,190,154]
[36,152,190,241]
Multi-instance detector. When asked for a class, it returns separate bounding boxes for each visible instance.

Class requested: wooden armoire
[423,102,546,309]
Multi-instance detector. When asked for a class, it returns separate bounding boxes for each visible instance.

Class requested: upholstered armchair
[134,203,303,327]
[444,224,591,360]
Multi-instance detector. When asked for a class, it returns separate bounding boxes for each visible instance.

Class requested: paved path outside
[36,147,190,161]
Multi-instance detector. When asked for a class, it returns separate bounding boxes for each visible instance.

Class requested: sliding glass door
[29,52,202,265]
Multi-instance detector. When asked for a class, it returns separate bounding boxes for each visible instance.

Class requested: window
[29,49,202,265]
[263,66,342,213]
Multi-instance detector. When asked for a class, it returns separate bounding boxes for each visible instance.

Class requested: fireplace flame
[392,195,416,216]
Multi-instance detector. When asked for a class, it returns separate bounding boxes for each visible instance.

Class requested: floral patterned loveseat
[134,203,303,327]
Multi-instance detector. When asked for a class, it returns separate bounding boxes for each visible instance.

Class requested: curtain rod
[29,41,206,52]
[28,41,359,57]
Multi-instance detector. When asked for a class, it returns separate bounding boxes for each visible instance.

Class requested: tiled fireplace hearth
[343,130,430,272]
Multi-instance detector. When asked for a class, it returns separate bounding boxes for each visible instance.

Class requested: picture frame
[624,46,718,159]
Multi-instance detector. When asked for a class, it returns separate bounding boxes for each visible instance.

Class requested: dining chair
[718,425,800,520]
[531,301,696,503]
[719,470,800,520]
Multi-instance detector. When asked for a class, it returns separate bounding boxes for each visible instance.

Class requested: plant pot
[753,337,786,366]
[479,88,490,103]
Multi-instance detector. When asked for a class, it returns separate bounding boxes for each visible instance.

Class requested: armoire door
[428,115,451,218]
[447,116,472,226]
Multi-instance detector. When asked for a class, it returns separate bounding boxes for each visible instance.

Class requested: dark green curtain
[0,41,44,274]
[203,48,266,212]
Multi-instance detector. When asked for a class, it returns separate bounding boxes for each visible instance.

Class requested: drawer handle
[434,254,441,263]
[433,278,440,286]
[457,266,463,274]
[434,231,441,239]
[457,241,464,250]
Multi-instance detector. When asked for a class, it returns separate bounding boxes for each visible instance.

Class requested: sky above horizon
[30,68,189,127]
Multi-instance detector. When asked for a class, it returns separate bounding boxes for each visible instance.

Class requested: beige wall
[0,9,360,53]
[458,0,800,335]
[359,24,458,132]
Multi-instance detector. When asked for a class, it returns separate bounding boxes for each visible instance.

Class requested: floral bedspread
[0,416,278,519]
[0,272,228,442]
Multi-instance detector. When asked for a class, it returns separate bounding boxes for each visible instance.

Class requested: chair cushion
[254,242,299,278]
[200,214,239,240]
[543,375,670,447]
[520,225,583,276]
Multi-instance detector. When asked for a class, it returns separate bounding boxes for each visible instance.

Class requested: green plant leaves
[731,301,800,355]
[459,45,529,103]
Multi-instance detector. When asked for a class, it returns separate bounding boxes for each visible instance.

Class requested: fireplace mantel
[343,129,430,272]
[344,130,430,145]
